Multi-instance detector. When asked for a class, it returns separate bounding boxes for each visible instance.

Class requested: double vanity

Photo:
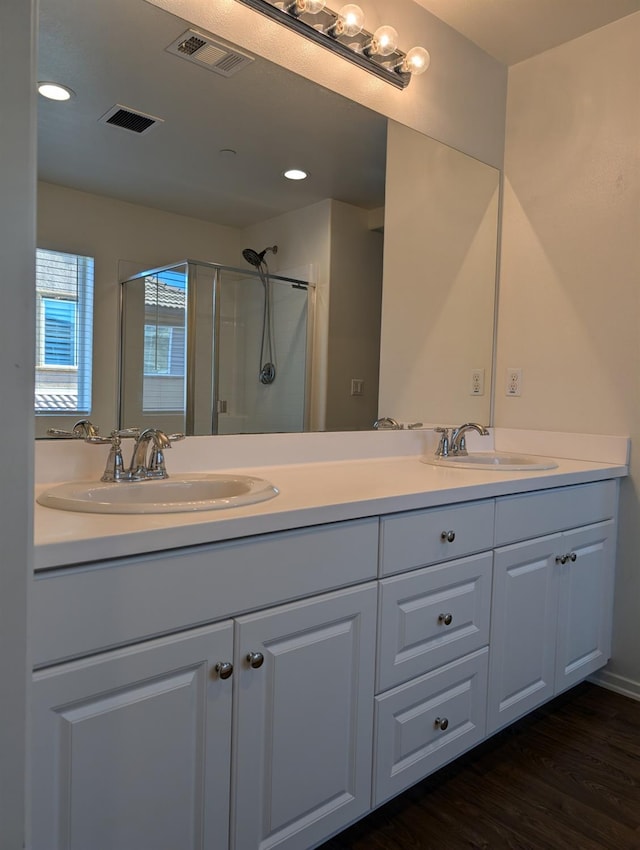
[31,429,628,850]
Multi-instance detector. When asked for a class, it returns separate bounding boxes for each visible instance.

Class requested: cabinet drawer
[374,648,488,806]
[377,552,492,692]
[495,480,617,546]
[32,518,378,668]
[380,500,494,577]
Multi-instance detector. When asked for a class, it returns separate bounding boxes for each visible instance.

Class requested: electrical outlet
[506,367,522,397]
[350,378,364,397]
[470,368,485,396]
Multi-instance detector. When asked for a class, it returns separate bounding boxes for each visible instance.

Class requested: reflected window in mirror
[35,248,94,417]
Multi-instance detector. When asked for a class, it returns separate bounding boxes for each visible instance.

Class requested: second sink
[423,452,558,471]
[37,473,279,514]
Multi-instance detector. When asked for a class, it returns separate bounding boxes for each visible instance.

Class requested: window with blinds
[35,248,94,415]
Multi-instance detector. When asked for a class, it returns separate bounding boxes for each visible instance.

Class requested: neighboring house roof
[145,278,185,311]
[35,392,79,412]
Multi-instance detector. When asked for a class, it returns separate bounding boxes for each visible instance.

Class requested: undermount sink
[37,473,279,514]
[423,452,558,471]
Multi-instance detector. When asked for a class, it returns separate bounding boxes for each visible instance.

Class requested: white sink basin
[423,452,558,471]
[37,473,279,514]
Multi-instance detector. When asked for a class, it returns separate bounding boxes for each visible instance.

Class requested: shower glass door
[120,261,311,435]
[215,268,310,435]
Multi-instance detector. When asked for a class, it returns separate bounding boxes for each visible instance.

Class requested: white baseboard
[589,670,640,701]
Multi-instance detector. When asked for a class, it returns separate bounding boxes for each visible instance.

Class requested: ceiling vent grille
[99,105,164,135]
[166,30,254,77]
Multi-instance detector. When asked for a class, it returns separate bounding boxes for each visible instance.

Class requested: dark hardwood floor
[319,683,640,850]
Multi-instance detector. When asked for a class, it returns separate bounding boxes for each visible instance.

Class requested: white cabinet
[31,584,377,850]
[31,478,621,849]
[488,480,617,734]
[231,583,377,850]
[31,621,234,850]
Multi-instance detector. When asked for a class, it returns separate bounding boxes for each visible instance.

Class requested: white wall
[379,120,500,426]
[496,13,640,693]
[0,2,34,846]
[147,0,507,169]
[37,181,241,436]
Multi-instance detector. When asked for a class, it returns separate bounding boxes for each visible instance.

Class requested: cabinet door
[487,535,560,734]
[555,520,615,693]
[232,583,377,850]
[32,621,234,850]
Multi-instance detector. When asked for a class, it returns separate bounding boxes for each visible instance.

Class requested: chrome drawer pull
[434,717,449,731]
[438,613,453,626]
[441,530,456,543]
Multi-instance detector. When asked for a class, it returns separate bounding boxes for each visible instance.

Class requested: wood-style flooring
[319,683,640,850]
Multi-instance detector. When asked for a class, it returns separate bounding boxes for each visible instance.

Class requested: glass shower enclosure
[119,260,313,435]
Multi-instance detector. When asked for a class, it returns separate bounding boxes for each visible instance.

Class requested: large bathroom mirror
[36,0,499,437]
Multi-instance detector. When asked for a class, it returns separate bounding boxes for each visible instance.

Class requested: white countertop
[34,448,628,570]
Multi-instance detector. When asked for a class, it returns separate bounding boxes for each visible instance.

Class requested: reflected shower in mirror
[120,260,311,436]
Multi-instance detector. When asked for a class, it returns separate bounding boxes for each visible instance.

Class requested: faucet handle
[166,433,185,443]
[434,427,450,458]
[115,427,141,439]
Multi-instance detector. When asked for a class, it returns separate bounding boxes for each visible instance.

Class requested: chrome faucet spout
[129,428,173,479]
[449,423,489,456]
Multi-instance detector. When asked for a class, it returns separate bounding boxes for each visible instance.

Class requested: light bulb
[367,25,398,57]
[287,0,326,13]
[335,4,364,37]
[401,46,430,75]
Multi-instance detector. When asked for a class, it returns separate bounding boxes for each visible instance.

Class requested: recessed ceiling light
[284,169,308,181]
[38,82,75,101]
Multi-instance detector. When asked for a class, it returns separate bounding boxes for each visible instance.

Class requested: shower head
[242,245,278,267]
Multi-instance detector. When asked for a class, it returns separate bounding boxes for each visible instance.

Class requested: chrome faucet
[449,423,489,456]
[129,428,175,480]
[86,427,185,482]
[434,423,489,457]
[373,416,401,430]
[47,418,100,439]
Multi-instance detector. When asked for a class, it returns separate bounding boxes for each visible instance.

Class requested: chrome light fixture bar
[234,0,430,89]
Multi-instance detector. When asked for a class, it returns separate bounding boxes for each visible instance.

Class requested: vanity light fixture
[234,0,429,89]
[37,81,75,101]
[284,168,308,180]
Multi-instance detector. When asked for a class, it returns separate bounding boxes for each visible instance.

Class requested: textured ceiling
[411,0,640,65]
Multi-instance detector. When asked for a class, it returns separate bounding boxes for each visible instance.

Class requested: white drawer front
[380,500,495,577]
[377,552,492,692]
[32,518,379,668]
[374,648,488,806]
[495,480,617,546]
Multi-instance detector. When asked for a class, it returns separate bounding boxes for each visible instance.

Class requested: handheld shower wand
[242,245,279,384]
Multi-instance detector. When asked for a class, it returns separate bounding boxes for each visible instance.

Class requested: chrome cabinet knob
[441,530,456,543]
[556,554,568,565]
[246,651,265,669]
[434,717,449,731]
[438,613,453,626]
[214,661,234,680]
[569,552,577,562]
